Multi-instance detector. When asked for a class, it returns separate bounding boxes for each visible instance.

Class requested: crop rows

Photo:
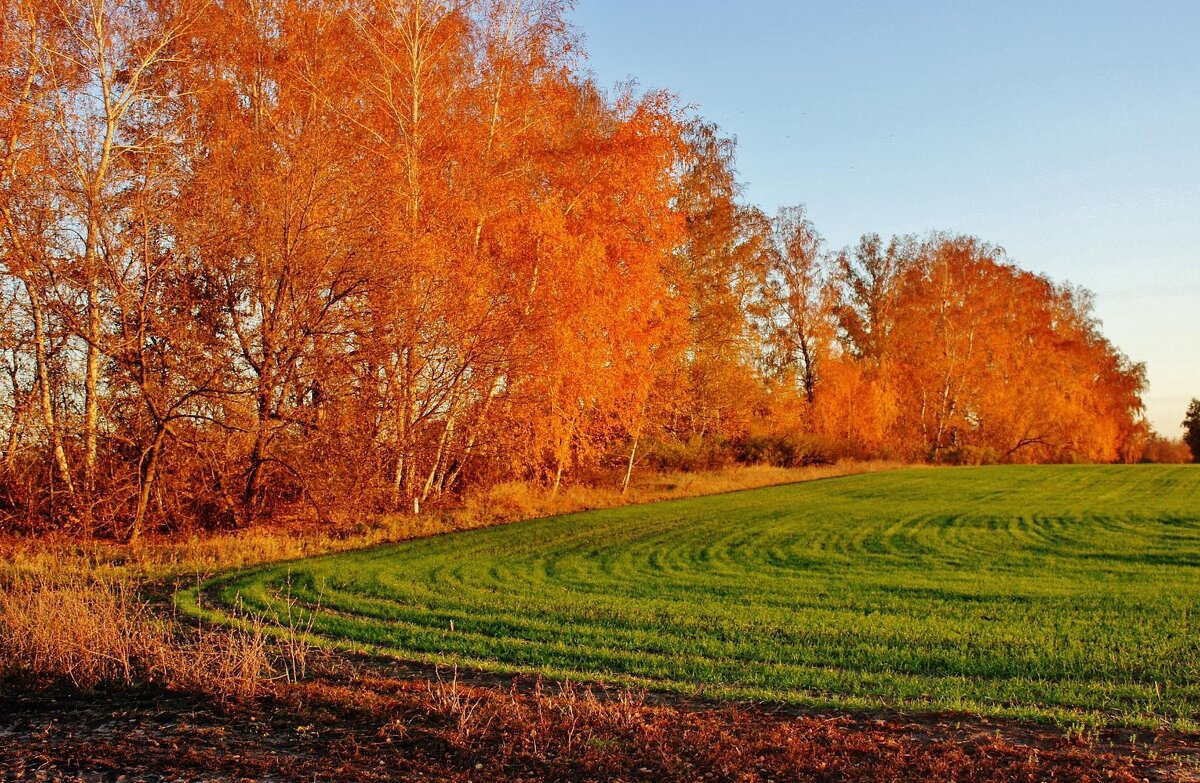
[183,465,1200,728]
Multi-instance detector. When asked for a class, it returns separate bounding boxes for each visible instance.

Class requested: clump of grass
[0,574,158,688]
[0,573,308,701]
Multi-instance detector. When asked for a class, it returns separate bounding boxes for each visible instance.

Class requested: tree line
[0,0,1148,539]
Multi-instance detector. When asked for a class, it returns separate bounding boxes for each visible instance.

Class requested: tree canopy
[0,0,1149,538]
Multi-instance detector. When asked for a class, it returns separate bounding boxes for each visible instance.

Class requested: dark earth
[3,652,1198,782]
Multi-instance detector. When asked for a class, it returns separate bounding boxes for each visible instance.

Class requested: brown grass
[284,668,1149,782]
[458,462,907,528]
[0,573,301,700]
[0,574,158,689]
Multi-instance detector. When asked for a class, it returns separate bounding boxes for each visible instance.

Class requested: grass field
[182,465,1200,730]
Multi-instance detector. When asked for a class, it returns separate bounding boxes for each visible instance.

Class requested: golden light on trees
[0,0,1149,538]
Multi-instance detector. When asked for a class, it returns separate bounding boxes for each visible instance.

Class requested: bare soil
[2,651,1198,783]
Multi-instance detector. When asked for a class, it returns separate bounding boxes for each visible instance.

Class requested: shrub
[735,433,838,468]
[941,445,1000,466]
[644,436,736,473]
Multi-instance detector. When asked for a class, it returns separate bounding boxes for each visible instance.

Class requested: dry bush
[157,613,275,701]
[0,575,159,688]
[421,669,651,758]
[1141,434,1194,464]
[0,573,303,701]
[426,667,493,740]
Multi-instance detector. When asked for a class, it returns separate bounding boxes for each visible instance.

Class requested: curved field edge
[177,465,1200,732]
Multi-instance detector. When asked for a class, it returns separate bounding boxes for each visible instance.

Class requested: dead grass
[0,573,303,701]
[0,574,158,689]
[2,666,1165,782]
[337,668,1150,782]
[457,461,908,530]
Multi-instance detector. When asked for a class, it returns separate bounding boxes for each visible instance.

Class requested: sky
[570,0,1199,436]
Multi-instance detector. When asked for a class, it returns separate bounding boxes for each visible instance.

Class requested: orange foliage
[786,234,1146,464]
[0,1,1148,537]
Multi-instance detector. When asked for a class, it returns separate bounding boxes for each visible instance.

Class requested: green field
[183,466,1200,729]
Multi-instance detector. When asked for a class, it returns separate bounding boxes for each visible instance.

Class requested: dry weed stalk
[427,666,492,740]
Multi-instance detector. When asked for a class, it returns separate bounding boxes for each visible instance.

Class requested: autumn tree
[176,0,376,523]
[833,233,915,364]
[0,0,78,515]
[762,205,831,406]
[668,121,772,442]
[37,0,205,521]
[875,235,1145,463]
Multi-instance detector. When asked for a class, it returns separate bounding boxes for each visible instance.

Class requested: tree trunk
[83,213,101,500]
[621,434,639,495]
[391,343,417,511]
[2,395,24,475]
[130,426,167,544]
[2,407,19,474]
[443,372,503,494]
[422,400,456,502]
[799,336,816,405]
[3,353,26,474]
[244,426,268,516]
[26,281,74,498]
[392,455,407,510]
[242,380,273,518]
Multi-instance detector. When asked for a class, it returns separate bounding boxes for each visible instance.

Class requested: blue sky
[570,0,1199,436]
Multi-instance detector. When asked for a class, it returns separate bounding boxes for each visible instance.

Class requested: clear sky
[570,0,1199,436]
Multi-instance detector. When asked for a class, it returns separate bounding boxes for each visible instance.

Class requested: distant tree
[1184,400,1200,463]
[1140,432,1193,464]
